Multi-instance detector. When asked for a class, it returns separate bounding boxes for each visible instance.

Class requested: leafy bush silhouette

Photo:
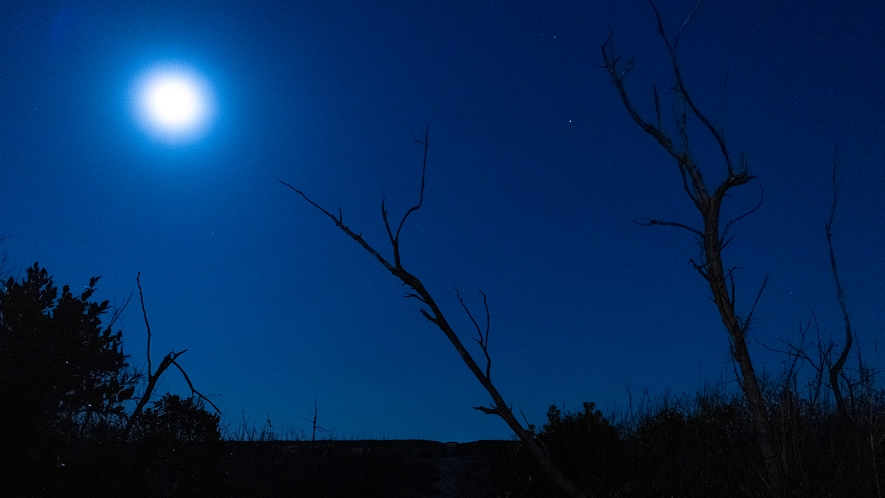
[120,394,223,497]
[496,402,625,497]
[0,263,137,494]
[0,264,225,497]
[542,402,625,492]
[137,393,221,444]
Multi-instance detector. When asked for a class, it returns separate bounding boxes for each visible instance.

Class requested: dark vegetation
[2,4,883,498]
[4,247,879,498]
[0,263,223,497]
[0,262,500,497]
[497,384,885,497]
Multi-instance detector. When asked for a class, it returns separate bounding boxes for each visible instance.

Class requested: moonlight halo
[132,63,215,144]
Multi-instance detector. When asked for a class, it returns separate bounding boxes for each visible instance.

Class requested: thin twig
[280,180,395,273]
[136,272,152,377]
[742,274,769,334]
[721,185,764,247]
[635,217,704,237]
[170,359,221,414]
[457,289,492,381]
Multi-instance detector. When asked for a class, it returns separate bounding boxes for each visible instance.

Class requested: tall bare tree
[282,127,590,498]
[600,4,782,492]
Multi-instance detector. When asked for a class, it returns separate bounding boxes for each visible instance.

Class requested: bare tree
[301,397,327,442]
[600,4,782,492]
[282,127,590,498]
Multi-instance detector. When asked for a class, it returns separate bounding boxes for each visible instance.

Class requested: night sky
[2,1,883,443]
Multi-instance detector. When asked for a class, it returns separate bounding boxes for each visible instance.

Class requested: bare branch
[457,289,492,381]
[720,185,764,245]
[106,289,134,331]
[688,257,709,280]
[379,125,432,269]
[473,405,498,415]
[653,84,662,131]
[634,217,704,237]
[742,274,769,334]
[170,359,221,414]
[826,147,854,417]
[672,1,705,48]
[403,292,429,305]
[725,266,737,307]
[674,95,690,153]
[652,2,738,180]
[280,180,396,273]
[677,162,702,209]
[136,272,153,377]
[719,235,736,252]
[395,124,429,245]
[382,196,395,249]
[600,33,677,158]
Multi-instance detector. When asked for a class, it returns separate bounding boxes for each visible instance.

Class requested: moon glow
[132,64,215,143]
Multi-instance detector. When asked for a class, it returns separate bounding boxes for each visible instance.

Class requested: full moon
[132,64,215,143]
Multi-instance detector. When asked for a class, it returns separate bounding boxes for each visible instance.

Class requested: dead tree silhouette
[601,3,781,493]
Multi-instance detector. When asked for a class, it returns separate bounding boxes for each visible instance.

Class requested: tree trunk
[703,208,781,492]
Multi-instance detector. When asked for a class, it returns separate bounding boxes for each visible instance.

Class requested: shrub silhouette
[0,263,137,494]
[541,402,625,492]
[120,394,223,498]
[137,393,221,444]
[0,264,224,497]
[496,402,624,496]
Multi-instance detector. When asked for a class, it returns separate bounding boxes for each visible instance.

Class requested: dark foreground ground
[220,439,511,498]
[4,438,514,498]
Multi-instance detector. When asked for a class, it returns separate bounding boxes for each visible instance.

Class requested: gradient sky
[2,1,883,442]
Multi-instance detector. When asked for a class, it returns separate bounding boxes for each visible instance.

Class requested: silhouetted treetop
[0,263,136,432]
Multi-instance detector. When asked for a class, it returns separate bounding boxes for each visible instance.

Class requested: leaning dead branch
[282,127,590,498]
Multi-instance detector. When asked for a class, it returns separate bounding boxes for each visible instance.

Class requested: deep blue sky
[2,1,883,442]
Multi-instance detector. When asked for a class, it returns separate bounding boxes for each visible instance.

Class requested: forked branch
[650,1,742,179]
[383,124,429,268]
[721,185,764,249]
[457,289,492,381]
[170,358,221,414]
